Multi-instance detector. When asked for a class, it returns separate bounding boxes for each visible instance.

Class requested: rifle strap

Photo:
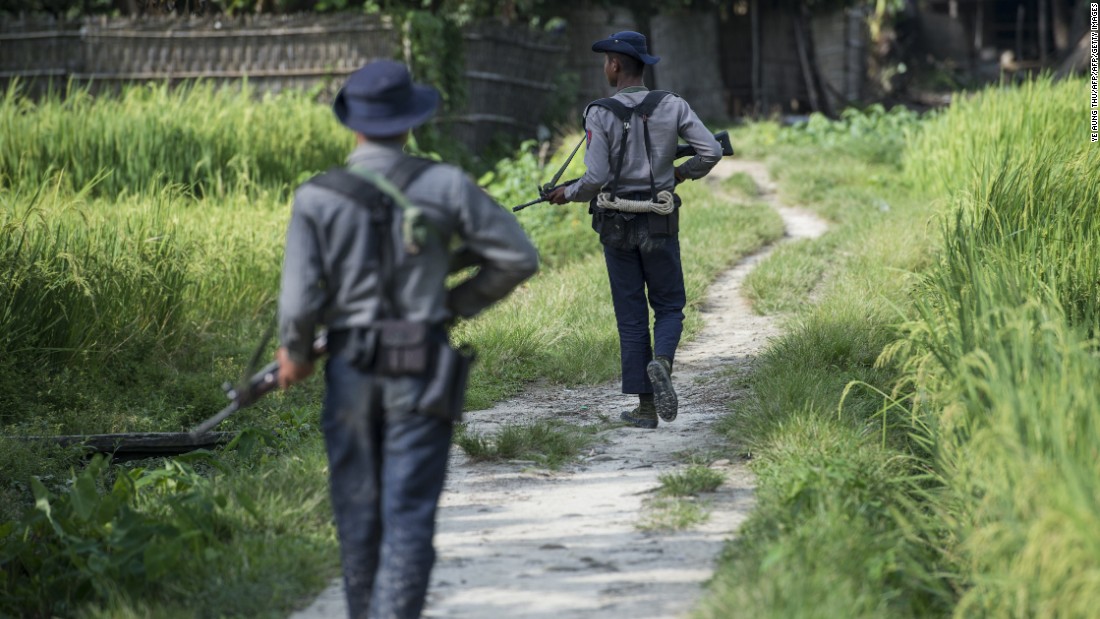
[546,133,586,190]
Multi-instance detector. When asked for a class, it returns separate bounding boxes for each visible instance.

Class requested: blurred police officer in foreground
[276,60,539,618]
[548,31,721,429]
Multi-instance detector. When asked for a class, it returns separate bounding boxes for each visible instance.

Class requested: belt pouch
[344,328,380,372]
[376,320,430,375]
[647,195,681,236]
[596,211,629,247]
[418,342,476,422]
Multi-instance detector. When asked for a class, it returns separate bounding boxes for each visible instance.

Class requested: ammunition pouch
[338,322,475,422]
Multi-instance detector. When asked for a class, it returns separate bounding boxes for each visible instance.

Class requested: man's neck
[356,132,409,146]
[614,76,645,90]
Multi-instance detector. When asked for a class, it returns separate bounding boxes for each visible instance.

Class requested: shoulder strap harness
[585,90,671,202]
[305,156,436,319]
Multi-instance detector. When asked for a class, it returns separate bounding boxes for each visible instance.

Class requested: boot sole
[647,360,678,422]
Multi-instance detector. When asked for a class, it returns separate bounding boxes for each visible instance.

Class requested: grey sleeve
[446,173,540,318]
[278,198,327,364]
[674,103,722,181]
[565,109,612,203]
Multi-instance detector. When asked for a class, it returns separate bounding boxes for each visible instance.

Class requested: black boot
[620,394,658,429]
[647,356,677,422]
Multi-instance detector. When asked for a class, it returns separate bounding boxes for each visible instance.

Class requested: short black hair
[608,52,644,78]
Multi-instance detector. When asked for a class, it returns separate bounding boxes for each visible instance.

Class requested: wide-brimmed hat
[591,31,660,65]
[333,60,440,137]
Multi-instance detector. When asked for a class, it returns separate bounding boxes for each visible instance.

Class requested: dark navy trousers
[601,227,686,394]
[321,352,453,619]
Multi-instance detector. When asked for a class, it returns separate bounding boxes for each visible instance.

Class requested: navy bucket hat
[591,31,660,65]
[333,60,440,137]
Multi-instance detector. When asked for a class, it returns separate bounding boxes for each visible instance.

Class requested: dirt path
[291,160,827,619]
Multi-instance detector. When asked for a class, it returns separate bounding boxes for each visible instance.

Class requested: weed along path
[291,160,827,619]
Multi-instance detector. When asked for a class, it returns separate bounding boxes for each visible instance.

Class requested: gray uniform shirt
[565,87,722,203]
[278,141,540,364]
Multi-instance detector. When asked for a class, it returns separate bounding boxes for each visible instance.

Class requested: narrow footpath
[291,159,828,619]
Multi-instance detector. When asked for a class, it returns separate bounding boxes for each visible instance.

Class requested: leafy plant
[782,104,922,165]
[0,454,235,617]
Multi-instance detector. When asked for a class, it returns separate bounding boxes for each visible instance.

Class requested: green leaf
[30,477,52,521]
[70,470,100,522]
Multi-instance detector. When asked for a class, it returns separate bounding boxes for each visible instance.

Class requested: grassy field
[700,79,1099,618]
[0,83,781,616]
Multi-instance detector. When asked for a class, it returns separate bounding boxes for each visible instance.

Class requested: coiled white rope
[596,189,676,215]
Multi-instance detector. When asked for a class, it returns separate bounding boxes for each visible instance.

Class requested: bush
[781,104,922,166]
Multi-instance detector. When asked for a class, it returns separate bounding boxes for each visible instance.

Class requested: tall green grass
[0,81,350,198]
[705,77,1100,619]
[0,175,289,432]
[703,129,950,618]
[892,77,1100,615]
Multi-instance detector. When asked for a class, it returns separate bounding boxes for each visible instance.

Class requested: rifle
[511,130,734,212]
[189,333,328,437]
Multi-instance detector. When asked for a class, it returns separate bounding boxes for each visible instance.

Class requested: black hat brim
[591,38,660,65]
[333,83,440,137]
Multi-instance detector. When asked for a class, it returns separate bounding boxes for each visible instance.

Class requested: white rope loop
[596,189,676,215]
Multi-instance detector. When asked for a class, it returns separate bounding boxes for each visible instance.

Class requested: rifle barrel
[512,197,547,212]
[511,177,582,213]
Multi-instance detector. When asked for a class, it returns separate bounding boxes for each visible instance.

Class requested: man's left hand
[546,185,570,204]
[277,346,314,390]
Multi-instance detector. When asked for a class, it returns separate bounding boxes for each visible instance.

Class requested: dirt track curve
[291,159,828,619]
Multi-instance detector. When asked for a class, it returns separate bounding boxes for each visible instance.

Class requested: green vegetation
[0,82,349,199]
[657,465,725,497]
[2,443,337,618]
[718,170,759,199]
[743,237,835,315]
[639,464,726,531]
[895,78,1099,616]
[638,497,710,531]
[454,419,607,470]
[702,79,1099,618]
[0,82,780,615]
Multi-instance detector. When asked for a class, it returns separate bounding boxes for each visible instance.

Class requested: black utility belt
[331,320,475,422]
[330,321,446,375]
[590,193,681,239]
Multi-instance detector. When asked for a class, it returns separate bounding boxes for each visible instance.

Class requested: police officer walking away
[276,60,539,618]
[548,31,721,429]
